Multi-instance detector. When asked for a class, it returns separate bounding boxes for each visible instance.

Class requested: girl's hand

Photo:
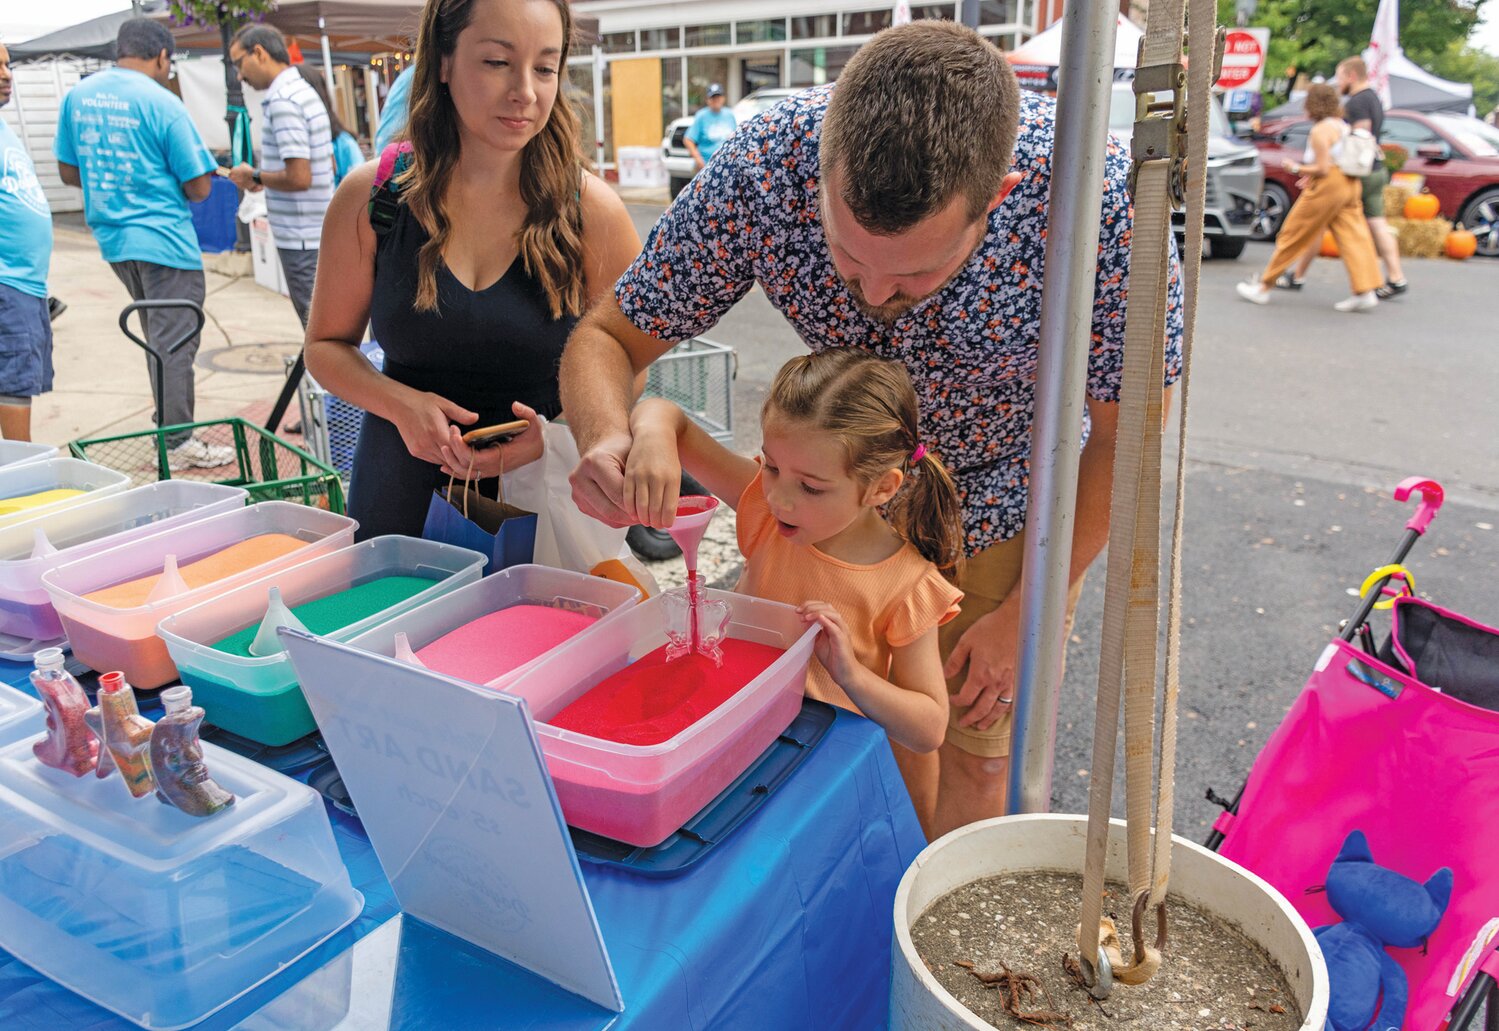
[438,402,545,481]
[391,390,479,467]
[623,403,684,527]
[798,601,860,688]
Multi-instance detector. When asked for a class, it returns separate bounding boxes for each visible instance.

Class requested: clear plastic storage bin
[0,440,59,470]
[344,563,642,689]
[42,502,357,688]
[0,682,42,746]
[0,733,362,1029]
[0,458,131,529]
[505,589,817,847]
[159,536,487,745]
[0,481,249,649]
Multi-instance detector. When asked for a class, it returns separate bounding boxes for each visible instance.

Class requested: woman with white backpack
[1236,83,1383,312]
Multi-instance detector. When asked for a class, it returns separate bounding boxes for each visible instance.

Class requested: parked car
[1108,82,1264,258]
[1251,109,1499,257]
[662,88,801,198]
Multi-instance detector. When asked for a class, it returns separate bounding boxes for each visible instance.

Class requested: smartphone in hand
[461,419,530,450]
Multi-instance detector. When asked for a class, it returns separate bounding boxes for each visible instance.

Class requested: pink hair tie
[910,445,928,464]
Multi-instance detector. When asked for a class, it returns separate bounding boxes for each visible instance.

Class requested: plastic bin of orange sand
[0,459,130,529]
[343,563,642,691]
[42,502,357,688]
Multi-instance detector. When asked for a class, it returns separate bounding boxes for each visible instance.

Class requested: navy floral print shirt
[617,86,1184,556]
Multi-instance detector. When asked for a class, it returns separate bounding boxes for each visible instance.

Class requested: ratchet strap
[1076,0,1223,993]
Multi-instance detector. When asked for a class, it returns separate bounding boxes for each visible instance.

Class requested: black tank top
[369,203,575,425]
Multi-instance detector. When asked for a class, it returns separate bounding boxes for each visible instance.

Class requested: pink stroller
[1206,478,1499,1030]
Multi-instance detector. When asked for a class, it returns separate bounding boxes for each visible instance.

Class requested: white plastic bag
[504,420,658,595]
[236,188,267,223]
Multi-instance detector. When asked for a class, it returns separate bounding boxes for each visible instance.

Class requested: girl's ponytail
[888,448,964,583]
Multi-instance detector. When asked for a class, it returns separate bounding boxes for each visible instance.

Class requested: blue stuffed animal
[1313,830,1453,1031]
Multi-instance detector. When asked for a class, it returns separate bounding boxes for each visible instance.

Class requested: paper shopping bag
[422,476,536,576]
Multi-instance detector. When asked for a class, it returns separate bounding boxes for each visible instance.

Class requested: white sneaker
[168,437,236,471]
[1333,292,1379,313]
[1235,280,1270,305]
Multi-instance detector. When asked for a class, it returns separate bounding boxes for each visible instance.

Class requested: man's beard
[847,281,923,323]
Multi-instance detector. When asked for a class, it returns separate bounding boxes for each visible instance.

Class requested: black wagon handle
[118,300,207,431]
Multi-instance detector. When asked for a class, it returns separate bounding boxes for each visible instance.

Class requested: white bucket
[890,814,1328,1030]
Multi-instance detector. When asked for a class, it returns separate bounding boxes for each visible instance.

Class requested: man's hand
[227,163,261,191]
[944,594,1022,731]
[570,433,635,527]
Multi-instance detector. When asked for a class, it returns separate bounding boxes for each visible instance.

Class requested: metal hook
[1079,945,1114,1000]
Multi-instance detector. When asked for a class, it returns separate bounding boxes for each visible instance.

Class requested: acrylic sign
[280,629,623,1013]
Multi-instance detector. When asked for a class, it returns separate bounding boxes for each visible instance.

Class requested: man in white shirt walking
[227,25,334,327]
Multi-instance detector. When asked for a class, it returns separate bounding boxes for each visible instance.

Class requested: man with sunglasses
[54,18,232,469]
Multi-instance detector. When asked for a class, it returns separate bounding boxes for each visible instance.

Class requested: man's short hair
[822,21,1020,235]
[116,18,174,62]
[1338,56,1368,81]
[232,24,291,65]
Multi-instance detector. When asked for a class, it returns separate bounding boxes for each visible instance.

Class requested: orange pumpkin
[1446,223,1477,260]
[1320,230,1340,258]
[1404,191,1441,220]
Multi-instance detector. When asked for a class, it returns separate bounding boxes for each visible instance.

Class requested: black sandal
[1274,273,1304,291]
[1375,280,1408,299]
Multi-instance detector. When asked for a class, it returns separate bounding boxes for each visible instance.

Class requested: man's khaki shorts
[940,532,1085,758]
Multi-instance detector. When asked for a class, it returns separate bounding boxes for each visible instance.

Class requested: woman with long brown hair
[306,0,641,538]
[1236,83,1381,312]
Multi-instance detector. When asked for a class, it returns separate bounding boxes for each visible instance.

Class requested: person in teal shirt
[53,19,231,469]
[374,65,413,155]
[684,83,737,173]
[0,40,55,442]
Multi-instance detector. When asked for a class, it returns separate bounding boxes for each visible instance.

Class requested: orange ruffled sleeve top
[733,472,963,714]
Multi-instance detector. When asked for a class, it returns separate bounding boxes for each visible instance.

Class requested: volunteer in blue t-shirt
[0,41,55,442]
[53,18,232,469]
[683,83,736,173]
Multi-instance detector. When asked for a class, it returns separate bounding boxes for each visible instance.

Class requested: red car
[1251,108,1499,257]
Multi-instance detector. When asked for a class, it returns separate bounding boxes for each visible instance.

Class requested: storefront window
[685,23,732,47]
[736,19,788,44]
[789,45,859,87]
[661,57,685,121]
[686,55,731,110]
[843,10,894,36]
[640,27,680,52]
[979,0,1021,25]
[791,15,837,39]
[913,3,958,18]
[601,31,636,54]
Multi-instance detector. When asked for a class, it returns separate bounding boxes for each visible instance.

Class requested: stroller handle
[1394,477,1444,535]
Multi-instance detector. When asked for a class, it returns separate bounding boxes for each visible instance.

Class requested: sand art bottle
[93,672,157,798]
[151,686,234,818]
[30,647,99,776]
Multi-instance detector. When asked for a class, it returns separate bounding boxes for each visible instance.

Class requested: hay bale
[1383,184,1411,218]
[1387,216,1452,258]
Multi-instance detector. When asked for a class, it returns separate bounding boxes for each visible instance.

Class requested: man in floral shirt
[562,21,1181,838]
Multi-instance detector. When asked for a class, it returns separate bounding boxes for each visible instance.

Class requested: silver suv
[1109,82,1264,258]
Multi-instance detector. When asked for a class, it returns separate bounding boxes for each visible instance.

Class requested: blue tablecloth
[0,659,924,1030]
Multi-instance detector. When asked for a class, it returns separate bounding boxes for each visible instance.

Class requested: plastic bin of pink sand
[503,589,818,848]
[342,563,642,689]
[41,502,357,688]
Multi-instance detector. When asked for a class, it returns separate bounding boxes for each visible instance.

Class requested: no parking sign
[1217,28,1271,93]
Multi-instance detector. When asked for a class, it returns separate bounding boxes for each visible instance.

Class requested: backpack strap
[368,141,414,237]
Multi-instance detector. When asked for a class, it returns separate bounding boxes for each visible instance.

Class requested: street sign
[1225,89,1255,114]
[1217,28,1270,92]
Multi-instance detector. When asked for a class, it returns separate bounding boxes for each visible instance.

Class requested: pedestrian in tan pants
[1237,83,1382,313]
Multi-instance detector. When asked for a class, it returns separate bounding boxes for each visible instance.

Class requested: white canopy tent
[1006,14,1144,90]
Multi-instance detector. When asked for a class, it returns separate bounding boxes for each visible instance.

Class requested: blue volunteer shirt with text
[54,66,216,270]
[0,119,53,297]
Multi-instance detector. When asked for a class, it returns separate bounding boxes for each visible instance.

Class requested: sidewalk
[34,227,307,447]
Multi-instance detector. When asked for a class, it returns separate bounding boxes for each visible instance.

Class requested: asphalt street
[625,202,1499,836]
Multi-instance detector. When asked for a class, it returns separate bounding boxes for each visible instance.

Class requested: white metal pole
[318,17,336,87]
[1007,0,1123,815]
[592,44,607,171]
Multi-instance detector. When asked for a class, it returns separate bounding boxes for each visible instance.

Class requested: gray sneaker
[168,437,236,471]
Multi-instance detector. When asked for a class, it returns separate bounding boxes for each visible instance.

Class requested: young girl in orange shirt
[625,349,965,764]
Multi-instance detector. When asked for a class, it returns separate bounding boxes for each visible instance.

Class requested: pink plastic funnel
[667,496,719,572]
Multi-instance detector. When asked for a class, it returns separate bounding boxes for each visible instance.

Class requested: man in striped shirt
[227,25,333,328]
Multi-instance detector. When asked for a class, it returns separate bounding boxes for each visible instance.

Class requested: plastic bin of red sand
[41,502,358,689]
[342,564,643,690]
[503,588,819,848]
